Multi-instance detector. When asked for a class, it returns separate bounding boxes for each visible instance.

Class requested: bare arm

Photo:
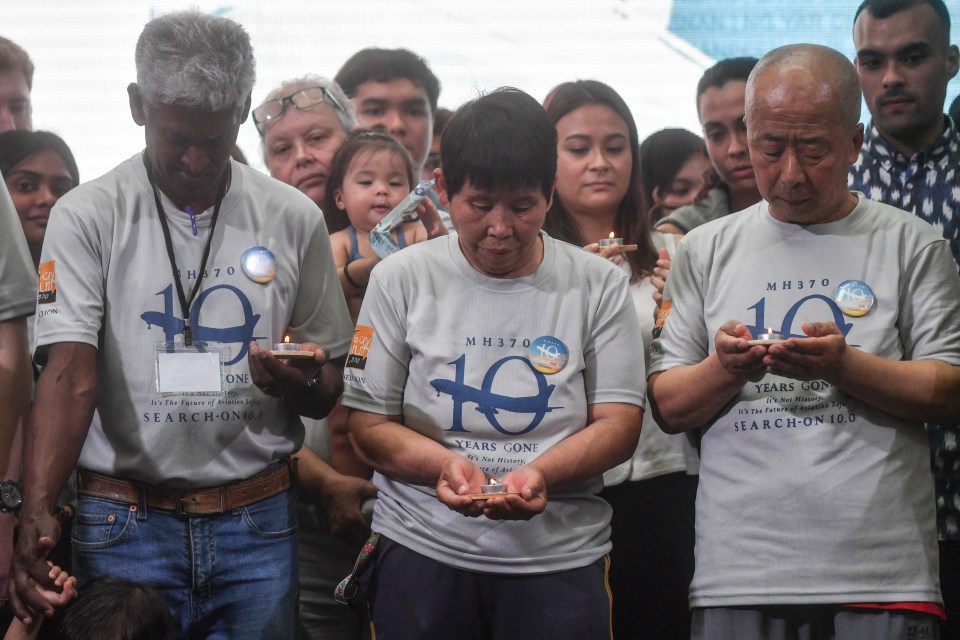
[650,321,766,434]
[0,318,31,603]
[339,257,380,295]
[766,321,960,423]
[348,409,462,485]
[348,409,490,518]
[349,402,641,521]
[0,318,30,478]
[651,320,960,434]
[520,402,641,491]
[292,444,377,545]
[12,342,98,624]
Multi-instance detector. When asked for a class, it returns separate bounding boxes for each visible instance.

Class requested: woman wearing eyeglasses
[255,75,355,233]
[254,75,377,640]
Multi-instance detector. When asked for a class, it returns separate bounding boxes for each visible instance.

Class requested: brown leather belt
[77,461,293,516]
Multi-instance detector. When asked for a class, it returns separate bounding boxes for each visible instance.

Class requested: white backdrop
[5,0,958,182]
[3,1,710,180]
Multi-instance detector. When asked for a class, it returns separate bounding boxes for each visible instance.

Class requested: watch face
[0,482,21,511]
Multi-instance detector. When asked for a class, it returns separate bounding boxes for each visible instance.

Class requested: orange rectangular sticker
[652,300,671,339]
[38,260,56,304]
[345,326,374,370]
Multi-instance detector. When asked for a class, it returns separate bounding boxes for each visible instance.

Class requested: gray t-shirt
[35,155,353,487]
[0,177,36,322]
[650,194,960,607]
[342,232,646,574]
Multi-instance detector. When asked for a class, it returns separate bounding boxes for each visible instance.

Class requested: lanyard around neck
[145,159,229,347]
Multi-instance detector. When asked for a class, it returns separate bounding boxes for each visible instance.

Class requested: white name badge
[154,342,227,395]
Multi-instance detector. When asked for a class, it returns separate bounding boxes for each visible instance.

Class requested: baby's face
[334,148,411,232]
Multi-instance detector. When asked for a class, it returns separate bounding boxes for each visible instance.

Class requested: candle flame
[283,335,290,344]
[608,231,615,239]
[489,478,499,486]
[766,327,775,333]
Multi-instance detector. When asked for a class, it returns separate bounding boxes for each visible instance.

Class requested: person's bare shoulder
[329,230,351,266]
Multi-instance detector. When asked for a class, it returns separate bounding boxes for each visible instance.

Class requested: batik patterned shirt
[849,117,960,270]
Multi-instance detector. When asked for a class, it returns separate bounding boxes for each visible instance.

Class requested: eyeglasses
[252,86,346,132]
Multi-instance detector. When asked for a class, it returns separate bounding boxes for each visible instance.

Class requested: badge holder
[154,341,228,395]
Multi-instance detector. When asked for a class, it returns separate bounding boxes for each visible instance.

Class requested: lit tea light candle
[469,478,520,500]
[749,327,786,345]
[599,231,623,248]
[273,335,301,351]
[480,478,505,495]
[269,336,314,360]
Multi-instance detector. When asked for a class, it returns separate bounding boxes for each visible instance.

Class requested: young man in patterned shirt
[850,1,960,636]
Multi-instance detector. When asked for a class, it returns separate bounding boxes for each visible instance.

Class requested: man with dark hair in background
[335,48,440,179]
[0,36,33,132]
[850,1,960,635]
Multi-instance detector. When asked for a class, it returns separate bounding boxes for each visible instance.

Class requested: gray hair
[260,74,356,133]
[747,44,862,129]
[135,10,255,111]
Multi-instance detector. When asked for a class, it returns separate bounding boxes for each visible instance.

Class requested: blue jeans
[71,488,299,640]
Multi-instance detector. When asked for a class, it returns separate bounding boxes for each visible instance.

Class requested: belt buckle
[176,489,224,517]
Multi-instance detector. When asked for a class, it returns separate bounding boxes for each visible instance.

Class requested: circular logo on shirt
[834,279,876,317]
[528,336,568,374]
[241,246,277,284]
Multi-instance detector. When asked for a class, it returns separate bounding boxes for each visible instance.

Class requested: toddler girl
[324,130,428,322]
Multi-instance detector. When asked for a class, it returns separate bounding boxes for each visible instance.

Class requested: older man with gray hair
[10,11,352,637]
[649,43,960,638]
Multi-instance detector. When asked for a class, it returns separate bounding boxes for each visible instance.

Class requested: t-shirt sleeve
[288,216,353,358]
[583,269,647,407]
[898,237,960,364]
[341,266,410,416]
[33,192,106,363]
[0,178,37,322]
[649,236,711,374]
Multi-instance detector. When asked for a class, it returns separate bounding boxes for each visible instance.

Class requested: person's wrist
[343,261,364,290]
[285,368,323,401]
[0,480,22,515]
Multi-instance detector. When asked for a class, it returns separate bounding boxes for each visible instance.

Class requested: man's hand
[248,341,329,397]
[10,511,61,625]
[715,321,767,382]
[319,473,378,546]
[764,322,847,381]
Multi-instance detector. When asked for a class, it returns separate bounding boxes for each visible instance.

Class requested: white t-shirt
[35,155,353,487]
[604,231,696,485]
[650,194,960,607]
[343,232,646,574]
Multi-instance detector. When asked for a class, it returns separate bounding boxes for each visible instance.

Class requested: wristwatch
[0,480,22,514]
